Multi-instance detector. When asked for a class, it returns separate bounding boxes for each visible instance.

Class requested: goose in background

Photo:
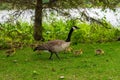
[74,49,83,56]
[5,48,16,57]
[95,49,104,55]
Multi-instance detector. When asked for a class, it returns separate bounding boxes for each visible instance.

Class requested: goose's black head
[72,26,79,30]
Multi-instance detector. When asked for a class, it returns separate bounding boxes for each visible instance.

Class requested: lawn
[0,42,120,80]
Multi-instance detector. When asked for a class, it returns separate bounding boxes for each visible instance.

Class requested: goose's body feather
[48,40,71,53]
[37,40,70,53]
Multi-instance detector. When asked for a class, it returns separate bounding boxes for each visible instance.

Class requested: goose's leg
[55,53,60,60]
[49,53,53,59]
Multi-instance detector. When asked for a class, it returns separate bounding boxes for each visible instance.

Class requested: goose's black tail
[33,45,47,51]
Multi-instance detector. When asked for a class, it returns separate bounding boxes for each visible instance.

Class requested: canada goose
[95,49,104,55]
[13,42,23,49]
[74,49,83,56]
[30,43,38,49]
[33,26,79,59]
[5,48,16,57]
[65,47,73,53]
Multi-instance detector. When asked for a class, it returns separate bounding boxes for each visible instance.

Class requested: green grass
[0,42,120,80]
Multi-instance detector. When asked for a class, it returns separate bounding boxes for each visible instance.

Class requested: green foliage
[0,3,12,10]
[1,0,119,10]
[43,19,75,41]
[43,19,120,44]
[0,21,33,49]
[0,19,120,49]
[43,0,49,3]
[72,22,120,43]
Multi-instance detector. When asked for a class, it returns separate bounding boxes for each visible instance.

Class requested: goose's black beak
[76,27,80,29]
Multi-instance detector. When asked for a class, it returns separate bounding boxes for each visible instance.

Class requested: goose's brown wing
[46,40,70,52]
[47,40,66,46]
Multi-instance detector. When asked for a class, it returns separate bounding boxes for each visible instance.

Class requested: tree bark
[34,0,44,41]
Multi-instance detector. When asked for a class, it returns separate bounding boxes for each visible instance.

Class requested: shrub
[0,19,120,49]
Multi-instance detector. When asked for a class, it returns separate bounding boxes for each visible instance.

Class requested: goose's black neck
[65,28,74,42]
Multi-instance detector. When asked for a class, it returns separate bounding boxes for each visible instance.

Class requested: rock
[60,76,64,79]
[13,60,17,63]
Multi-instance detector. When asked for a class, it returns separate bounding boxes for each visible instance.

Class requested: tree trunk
[33,0,44,41]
